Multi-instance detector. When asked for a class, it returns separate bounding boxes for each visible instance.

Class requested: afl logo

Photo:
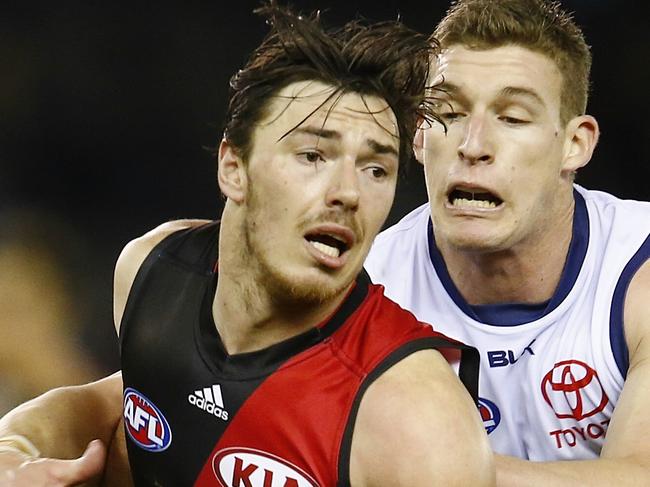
[123,388,172,452]
[541,360,609,421]
[478,397,501,435]
[213,447,319,487]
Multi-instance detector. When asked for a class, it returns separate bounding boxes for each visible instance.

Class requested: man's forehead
[431,45,562,96]
[263,80,399,140]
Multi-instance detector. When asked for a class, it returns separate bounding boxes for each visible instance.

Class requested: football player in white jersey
[1,1,649,486]
[366,0,650,485]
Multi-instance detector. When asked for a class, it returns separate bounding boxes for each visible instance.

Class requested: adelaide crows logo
[478,397,501,435]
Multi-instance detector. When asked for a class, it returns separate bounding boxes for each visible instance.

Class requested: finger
[50,440,107,484]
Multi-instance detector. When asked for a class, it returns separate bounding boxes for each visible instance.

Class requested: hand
[0,440,106,486]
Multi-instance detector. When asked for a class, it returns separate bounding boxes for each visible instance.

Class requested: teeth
[452,198,496,209]
[310,241,340,258]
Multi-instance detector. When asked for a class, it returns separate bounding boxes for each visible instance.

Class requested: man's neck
[212,276,348,356]
[437,203,575,306]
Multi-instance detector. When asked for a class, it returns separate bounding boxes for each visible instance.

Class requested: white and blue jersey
[365,186,650,461]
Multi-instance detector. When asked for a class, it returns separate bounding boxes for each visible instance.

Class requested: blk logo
[477,397,501,435]
[212,448,319,487]
[541,360,609,420]
[123,388,172,452]
[487,339,536,368]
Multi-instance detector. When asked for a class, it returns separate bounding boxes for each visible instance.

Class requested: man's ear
[217,139,247,203]
[561,115,600,176]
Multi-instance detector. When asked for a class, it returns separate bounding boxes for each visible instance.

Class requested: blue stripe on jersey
[609,233,650,379]
[469,301,549,326]
[427,190,589,326]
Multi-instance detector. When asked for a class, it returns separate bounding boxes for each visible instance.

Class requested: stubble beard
[241,196,351,309]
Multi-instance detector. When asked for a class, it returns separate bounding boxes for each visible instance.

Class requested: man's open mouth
[448,188,503,209]
[304,232,350,258]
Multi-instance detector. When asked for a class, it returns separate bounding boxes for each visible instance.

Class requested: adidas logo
[188,384,229,421]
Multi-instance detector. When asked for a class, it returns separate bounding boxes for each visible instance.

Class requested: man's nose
[326,159,360,211]
[457,114,494,165]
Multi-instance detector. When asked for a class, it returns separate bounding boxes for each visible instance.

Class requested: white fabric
[365,185,650,460]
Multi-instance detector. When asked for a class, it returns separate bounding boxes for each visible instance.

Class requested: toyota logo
[541,360,609,420]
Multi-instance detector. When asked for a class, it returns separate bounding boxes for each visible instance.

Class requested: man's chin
[266,269,354,306]
[437,226,512,254]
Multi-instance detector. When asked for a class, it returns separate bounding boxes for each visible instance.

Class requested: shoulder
[350,349,494,487]
[601,260,650,465]
[372,203,429,248]
[577,185,650,222]
[365,203,429,279]
[578,186,650,305]
[113,219,212,333]
[117,219,211,269]
[625,259,650,367]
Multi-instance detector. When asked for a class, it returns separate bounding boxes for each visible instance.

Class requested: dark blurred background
[0,0,648,409]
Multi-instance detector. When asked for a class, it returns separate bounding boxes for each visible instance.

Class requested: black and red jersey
[119,222,478,486]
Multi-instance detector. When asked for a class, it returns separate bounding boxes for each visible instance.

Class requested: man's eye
[298,151,325,164]
[366,166,388,179]
[441,112,463,122]
[500,116,528,125]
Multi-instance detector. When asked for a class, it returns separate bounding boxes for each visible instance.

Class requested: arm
[350,349,495,486]
[0,373,123,486]
[496,260,650,487]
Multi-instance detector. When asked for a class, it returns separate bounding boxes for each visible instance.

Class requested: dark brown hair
[434,0,591,123]
[223,2,439,172]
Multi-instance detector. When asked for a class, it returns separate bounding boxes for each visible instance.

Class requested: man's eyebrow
[291,126,341,140]
[436,82,462,97]
[498,86,545,106]
[367,139,398,156]
[435,83,545,107]
[289,125,398,156]
[435,82,468,105]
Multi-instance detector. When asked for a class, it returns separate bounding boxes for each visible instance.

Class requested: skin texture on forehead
[253,79,400,150]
